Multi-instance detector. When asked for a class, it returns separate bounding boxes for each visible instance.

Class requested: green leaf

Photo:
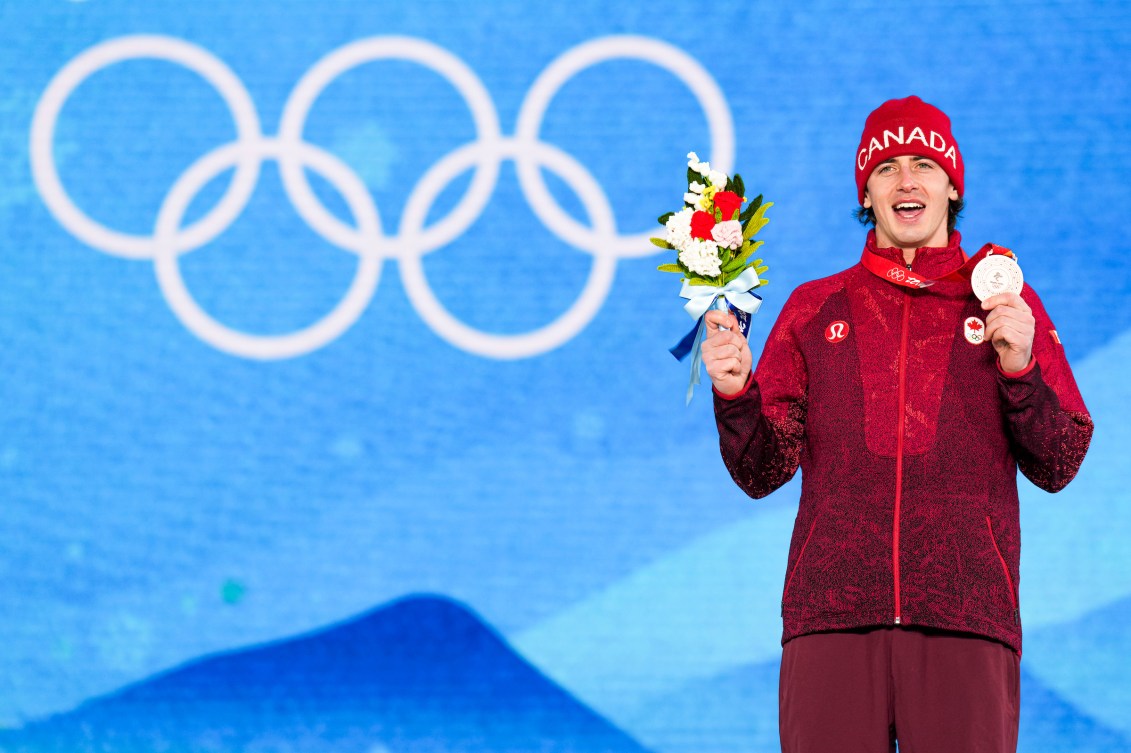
[687,277,718,286]
[724,243,756,270]
[687,166,699,185]
[721,256,746,274]
[657,211,674,226]
[732,173,746,200]
[742,201,773,240]
[737,240,764,261]
[656,263,684,273]
[650,237,674,249]
[714,207,723,222]
[739,193,763,223]
[722,244,753,272]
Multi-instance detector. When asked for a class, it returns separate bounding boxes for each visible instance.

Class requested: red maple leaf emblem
[967,319,983,331]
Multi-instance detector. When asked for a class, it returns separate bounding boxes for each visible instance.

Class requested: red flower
[713,190,744,221]
[690,211,716,240]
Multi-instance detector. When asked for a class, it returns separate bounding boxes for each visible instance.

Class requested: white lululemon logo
[825,321,849,343]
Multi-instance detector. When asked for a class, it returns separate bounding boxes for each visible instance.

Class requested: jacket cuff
[996,358,1042,404]
[713,371,755,401]
[998,356,1037,379]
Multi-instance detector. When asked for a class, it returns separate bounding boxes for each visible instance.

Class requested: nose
[897,163,918,190]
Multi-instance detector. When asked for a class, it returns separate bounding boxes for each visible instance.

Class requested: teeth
[895,202,924,210]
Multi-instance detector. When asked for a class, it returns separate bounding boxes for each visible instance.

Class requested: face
[863,155,958,253]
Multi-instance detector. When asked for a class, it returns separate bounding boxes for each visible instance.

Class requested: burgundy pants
[779,627,1019,753]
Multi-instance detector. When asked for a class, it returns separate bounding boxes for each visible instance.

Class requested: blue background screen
[2,2,1128,751]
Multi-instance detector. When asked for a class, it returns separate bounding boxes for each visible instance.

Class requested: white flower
[711,219,743,250]
[665,207,695,250]
[683,192,699,205]
[708,169,728,188]
[688,181,705,194]
[679,239,722,277]
[687,152,711,177]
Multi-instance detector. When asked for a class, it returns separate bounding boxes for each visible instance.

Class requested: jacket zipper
[986,516,1020,620]
[893,271,912,625]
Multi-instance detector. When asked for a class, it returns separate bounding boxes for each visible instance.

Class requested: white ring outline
[32,34,733,360]
[514,35,734,258]
[154,138,383,360]
[398,137,616,359]
[277,36,502,259]
[30,35,262,260]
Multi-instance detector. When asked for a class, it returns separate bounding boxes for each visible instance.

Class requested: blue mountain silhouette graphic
[1018,667,1131,752]
[0,595,653,752]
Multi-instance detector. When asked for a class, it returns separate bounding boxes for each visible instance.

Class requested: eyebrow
[879,155,936,165]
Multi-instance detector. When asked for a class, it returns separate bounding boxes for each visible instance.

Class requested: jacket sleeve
[712,290,809,499]
[997,286,1094,492]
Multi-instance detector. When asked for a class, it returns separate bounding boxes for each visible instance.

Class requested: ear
[948,185,959,201]
[863,192,872,209]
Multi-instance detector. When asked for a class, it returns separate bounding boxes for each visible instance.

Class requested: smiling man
[700,96,1094,752]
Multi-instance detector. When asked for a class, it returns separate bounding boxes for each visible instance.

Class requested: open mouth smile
[893,201,925,220]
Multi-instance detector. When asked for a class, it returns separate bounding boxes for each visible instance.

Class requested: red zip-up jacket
[714,232,1093,653]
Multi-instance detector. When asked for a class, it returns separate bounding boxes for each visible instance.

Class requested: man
[701,96,1093,752]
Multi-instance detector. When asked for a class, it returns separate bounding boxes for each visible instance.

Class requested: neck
[902,248,916,266]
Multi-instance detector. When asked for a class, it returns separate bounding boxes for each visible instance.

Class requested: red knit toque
[855,96,963,204]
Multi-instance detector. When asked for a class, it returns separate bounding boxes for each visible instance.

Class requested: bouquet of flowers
[652,152,771,403]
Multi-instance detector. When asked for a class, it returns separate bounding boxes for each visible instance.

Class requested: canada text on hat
[857,126,958,172]
[855,96,964,203]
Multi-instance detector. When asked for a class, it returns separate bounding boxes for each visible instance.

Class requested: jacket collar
[862,230,972,296]
[864,229,967,279]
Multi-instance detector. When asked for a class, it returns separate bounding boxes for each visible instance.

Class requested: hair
[854,197,965,234]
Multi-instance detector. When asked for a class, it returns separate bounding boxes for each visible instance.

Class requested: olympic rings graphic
[31,34,735,359]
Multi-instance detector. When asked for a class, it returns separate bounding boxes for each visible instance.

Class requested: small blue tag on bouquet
[669,296,754,363]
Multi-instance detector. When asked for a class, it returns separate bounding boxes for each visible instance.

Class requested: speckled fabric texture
[714,231,1093,653]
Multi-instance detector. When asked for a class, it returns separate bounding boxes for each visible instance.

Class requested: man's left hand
[981,292,1034,374]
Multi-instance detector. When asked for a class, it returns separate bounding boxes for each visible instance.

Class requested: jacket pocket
[782,517,818,612]
[986,516,1019,620]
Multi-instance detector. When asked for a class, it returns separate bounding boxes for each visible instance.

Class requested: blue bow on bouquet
[669,266,763,404]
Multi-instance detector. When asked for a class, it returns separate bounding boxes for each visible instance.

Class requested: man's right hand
[702,309,752,396]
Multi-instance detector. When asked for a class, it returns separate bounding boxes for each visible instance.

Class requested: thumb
[705,309,736,334]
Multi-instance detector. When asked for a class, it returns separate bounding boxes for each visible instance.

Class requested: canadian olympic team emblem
[887,268,907,283]
[964,316,985,344]
[825,321,849,343]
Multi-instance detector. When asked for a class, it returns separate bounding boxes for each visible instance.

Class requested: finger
[706,355,743,379]
[704,334,742,363]
[705,309,738,331]
[985,317,1033,348]
[985,308,1032,332]
[981,292,1030,313]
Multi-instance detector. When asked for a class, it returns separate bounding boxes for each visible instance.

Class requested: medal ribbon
[860,243,1015,290]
